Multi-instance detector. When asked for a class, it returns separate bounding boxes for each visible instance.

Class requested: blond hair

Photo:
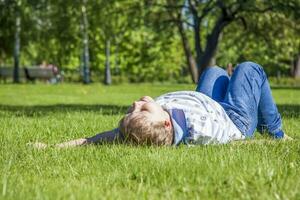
[119,113,173,145]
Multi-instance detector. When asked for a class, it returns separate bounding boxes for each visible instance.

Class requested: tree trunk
[177,21,198,83]
[13,10,21,83]
[293,54,300,78]
[198,18,228,75]
[114,43,120,75]
[193,16,202,72]
[104,39,112,85]
[81,0,90,84]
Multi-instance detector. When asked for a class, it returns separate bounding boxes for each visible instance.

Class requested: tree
[81,0,90,84]
[147,0,300,82]
[217,4,300,77]
[2,0,298,83]
[0,0,38,82]
[13,0,21,83]
[104,39,111,85]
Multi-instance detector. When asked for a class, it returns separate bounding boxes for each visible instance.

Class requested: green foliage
[0,0,299,82]
[217,10,300,76]
[0,84,300,199]
[118,27,184,82]
[269,77,300,87]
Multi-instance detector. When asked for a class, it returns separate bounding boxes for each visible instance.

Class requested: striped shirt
[155,91,245,145]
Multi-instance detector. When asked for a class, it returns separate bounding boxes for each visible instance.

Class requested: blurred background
[0,0,299,85]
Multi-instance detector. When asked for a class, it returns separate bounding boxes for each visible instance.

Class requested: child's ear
[164,120,172,130]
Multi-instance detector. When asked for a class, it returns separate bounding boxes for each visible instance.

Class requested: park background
[1,0,300,199]
[1,0,300,84]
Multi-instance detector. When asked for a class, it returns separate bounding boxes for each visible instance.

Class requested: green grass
[0,83,299,200]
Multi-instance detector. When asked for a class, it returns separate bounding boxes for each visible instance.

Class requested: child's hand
[27,142,48,149]
[283,134,293,141]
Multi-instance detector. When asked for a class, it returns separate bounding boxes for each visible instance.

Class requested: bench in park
[0,67,59,83]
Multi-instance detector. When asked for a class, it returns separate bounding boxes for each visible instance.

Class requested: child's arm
[283,134,293,140]
[86,128,123,144]
[54,138,88,148]
[30,128,122,149]
[56,128,123,148]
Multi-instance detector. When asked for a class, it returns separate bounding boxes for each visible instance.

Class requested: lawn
[0,83,299,199]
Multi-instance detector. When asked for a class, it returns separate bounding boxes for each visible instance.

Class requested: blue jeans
[195,61,283,138]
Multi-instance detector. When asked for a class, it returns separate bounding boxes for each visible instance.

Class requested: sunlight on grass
[0,84,299,199]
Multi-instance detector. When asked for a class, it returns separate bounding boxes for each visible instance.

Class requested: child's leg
[220,62,283,138]
[195,66,229,102]
[256,76,283,137]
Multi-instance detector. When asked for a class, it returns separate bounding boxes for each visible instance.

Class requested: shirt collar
[167,108,189,146]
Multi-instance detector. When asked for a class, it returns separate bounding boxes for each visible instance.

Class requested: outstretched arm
[31,128,123,149]
[57,128,123,148]
[86,128,123,144]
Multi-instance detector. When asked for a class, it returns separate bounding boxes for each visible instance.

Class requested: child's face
[126,96,154,113]
[126,96,171,125]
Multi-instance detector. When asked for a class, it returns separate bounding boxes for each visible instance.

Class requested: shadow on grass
[0,104,299,118]
[0,104,129,117]
[271,86,300,90]
[277,104,300,118]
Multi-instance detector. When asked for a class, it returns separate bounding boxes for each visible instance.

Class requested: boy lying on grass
[33,61,291,149]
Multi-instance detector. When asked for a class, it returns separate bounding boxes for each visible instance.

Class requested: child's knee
[201,66,228,79]
[235,61,265,75]
[208,66,227,75]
